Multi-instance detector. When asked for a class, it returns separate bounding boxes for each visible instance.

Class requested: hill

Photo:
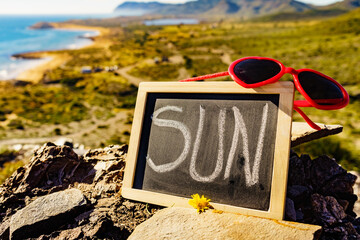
[114,0,313,17]
[310,7,360,34]
[324,0,360,10]
[255,8,348,21]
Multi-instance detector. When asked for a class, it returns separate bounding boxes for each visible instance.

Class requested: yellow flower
[188,194,212,213]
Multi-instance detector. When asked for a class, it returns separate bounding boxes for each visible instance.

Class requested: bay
[0,14,107,80]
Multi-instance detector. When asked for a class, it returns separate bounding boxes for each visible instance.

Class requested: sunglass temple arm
[179,71,229,82]
[293,106,321,130]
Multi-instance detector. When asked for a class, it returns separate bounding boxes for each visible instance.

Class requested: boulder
[10,188,87,239]
[129,207,322,240]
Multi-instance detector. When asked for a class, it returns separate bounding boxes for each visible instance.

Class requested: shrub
[293,137,359,171]
[7,119,24,130]
[0,160,24,185]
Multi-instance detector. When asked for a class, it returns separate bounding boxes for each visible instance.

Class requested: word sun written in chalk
[146,104,269,186]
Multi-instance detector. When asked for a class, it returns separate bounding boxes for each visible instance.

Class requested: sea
[0,14,109,80]
[0,14,199,80]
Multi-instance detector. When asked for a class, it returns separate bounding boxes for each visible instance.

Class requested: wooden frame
[122,81,294,220]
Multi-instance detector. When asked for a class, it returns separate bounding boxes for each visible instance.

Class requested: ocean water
[0,14,199,80]
[0,15,106,80]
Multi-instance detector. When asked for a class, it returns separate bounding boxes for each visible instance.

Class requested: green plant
[0,160,24,185]
[293,137,359,171]
[128,63,181,81]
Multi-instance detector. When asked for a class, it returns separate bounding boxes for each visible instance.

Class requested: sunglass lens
[298,71,344,106]
[233,59,281,84]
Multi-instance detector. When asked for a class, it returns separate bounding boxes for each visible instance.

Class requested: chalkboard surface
[122,82,294,219]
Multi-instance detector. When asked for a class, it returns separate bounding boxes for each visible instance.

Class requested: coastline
[12,23,109,83]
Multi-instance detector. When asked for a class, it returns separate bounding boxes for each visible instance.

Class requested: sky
[0,0,345,15]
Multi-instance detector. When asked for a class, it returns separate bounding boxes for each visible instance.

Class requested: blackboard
[122,82,294,220]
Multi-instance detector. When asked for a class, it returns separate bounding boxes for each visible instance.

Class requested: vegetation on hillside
[1,7,360,183]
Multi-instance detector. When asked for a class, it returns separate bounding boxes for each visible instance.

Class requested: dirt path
[116,54,187,86]
[116,65,144,87]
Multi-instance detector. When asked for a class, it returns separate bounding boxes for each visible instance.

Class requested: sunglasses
[180,56,349,130]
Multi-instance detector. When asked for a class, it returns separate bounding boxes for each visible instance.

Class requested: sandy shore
[14,23,109,83]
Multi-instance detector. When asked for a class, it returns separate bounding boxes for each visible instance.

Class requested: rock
[129,207,322,240]
[10,188,87,239]
[320,173,357,210]
[310,155,347,191]
[322,222,360,240]
[0,218,10,240]
[285,198,297,221]
[288,153,312,187]
[0,143,160,239]
[286,153,359,239]
[55,227,83,240]
[350,171,360,216]
[287,185,310,205]
[29,21,55,29]
[0,143,92,218]
[291,122,343,147]
[311,194,345,226]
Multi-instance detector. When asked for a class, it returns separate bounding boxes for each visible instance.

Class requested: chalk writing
[146,105,191,173]
[190,106,225,182]
[146,103,269,185]
[224,104,268,186]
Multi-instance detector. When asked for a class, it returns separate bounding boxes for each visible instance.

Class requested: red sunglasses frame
[180,56,349,131]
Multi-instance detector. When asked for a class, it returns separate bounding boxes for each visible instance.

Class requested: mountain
[114,0,313,17]
[113,1,167,12]
[114,0,220,15]
[325,0,360,10]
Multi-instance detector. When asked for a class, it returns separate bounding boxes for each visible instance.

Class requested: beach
[13,23,109,83]
[0,16,108,83]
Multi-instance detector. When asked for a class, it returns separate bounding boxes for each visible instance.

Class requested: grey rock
[310,155,347,191]
[0,218,10,240]
[129,207,322,240]
[287,185,310,205]
[10,188,86,239]
[311,193,345,226]
[285,198,297,221]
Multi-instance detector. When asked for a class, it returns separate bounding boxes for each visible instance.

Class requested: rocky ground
[0,143,161,240]
[0,143,359,239]
[286,151,360,239]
